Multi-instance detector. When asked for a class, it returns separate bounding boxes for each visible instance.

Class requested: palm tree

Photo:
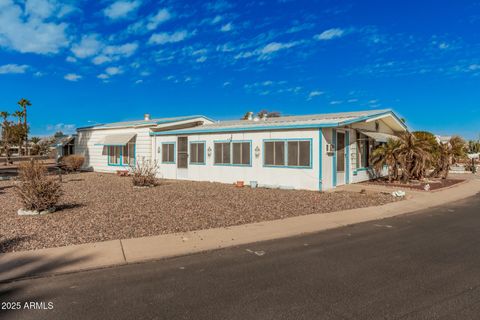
[0,111,12,163]
[370,138,401,182]
[431,136,466,179]
[17,98,31,155]
[395,132,432,182]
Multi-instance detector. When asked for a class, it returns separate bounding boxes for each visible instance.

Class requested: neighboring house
[75,109,407,191]
[54,135,76,159]
[435,135,452,144]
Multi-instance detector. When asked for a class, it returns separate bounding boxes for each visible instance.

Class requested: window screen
[232,142,251,165]
[264,141,285,166]
[265,140,310,167]
[190,142,205,164]
[162,143,175,163]
[214,142,231,164]
[122,142,135,165]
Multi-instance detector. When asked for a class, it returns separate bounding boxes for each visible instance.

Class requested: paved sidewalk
[1,175,479,282]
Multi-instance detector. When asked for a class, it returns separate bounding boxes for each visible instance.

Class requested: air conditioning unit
[326,144,335,153]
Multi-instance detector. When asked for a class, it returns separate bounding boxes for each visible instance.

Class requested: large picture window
[108,142,135,166]
[214,141,251,166]
[264,140,311,168]
[162,143,175,163]
[190,142,205,164]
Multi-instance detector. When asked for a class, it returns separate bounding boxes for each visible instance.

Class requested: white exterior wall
[153,129,325,191]
[75,127,152,172]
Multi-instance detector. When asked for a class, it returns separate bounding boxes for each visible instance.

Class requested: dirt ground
[0,172,400,253]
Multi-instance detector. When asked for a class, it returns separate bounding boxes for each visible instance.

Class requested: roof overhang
[95,133,136,146]
[359,131,399,143]
[364,112,407,132]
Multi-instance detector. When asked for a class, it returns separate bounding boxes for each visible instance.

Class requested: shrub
[129,158,158,187]
[62,155,85,172]
[15,160,63,212]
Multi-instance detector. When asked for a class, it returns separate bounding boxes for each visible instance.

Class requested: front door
[177,137,188,179]
[336,132,346,186]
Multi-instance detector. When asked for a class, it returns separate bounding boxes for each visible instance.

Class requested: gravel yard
[0,172,399,253]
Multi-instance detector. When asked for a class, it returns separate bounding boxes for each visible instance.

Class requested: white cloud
[97,73,109,80]
[0,0,69,54]
[307,90,324,100]
[314,28,345,40]
[260,42,298,54]
[104,0,141,20]
[0,64,29,74]
[92,55,112,65]
[64,73,82,81]
[71,34,104,58]
[135,79,143,84]
[469,64,480,71]
[220,22,233,32]
[66,56,77,63]
[106,66,123,76]
[234,41,300,60]
[146,8,172,30]
[330,100,343,105]
[438,42,449,49]
[92,42,138,65]
[47,123,76,134]
[148,30,193,45]
[196,56,207,63]
[103,42,138,57]
[211,15,223,24]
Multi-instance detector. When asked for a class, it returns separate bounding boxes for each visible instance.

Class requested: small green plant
[15,160,63,212]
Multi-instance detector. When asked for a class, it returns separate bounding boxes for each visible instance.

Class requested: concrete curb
[1,176,479,282]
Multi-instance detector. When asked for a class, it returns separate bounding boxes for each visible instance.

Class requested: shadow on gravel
[0,239,93,317]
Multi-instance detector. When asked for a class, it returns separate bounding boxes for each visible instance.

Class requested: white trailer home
[75,109,407,191]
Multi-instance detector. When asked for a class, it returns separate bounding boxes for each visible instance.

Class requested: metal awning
[97,133,136,146]
[359,131,399,143]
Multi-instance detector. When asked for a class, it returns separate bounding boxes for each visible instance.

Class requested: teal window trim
[189,141,206,165]
[332,129,337,187]
[345,131,350,184]
[107,143,136,167]
[319,129,323,191]
[161,142,176,164]
[213,140,252,167]
[262,138,313,169]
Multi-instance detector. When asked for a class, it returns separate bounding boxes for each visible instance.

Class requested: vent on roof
[144,114,151,121]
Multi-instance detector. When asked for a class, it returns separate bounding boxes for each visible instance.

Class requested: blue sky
[0,0,479,139]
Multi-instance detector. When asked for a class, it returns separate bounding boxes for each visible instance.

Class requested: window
[264,141,285,166]
[162,143,175,163]
[122,142,135,165]
[264,140,311,168]
[232,142,250,165]
[108,146,121,165]
[108,142,135,166]
[356,133,371,168]
[190,142,205,164]
[214,141,251,166]
[288,141,311,167]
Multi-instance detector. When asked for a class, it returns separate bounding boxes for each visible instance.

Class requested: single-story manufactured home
[75,109,407,191]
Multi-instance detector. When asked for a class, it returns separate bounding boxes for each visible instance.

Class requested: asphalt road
[1,193,480,320]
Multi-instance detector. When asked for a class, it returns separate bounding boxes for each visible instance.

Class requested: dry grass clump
[61,155,85,172]
[129,158,158,187]
[15,160,63,212]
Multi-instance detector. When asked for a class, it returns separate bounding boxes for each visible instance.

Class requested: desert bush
[129,158,158,187]
[62,155,85,172]
[15,160,63,212]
